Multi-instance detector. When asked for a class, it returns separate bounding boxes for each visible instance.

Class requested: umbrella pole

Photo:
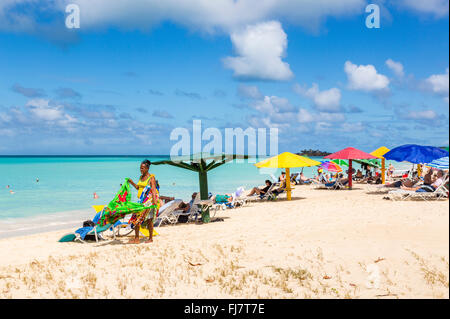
[348,160,353,190]
[382,158,386,184]
[198,170,210,223]
[286,167,291,200]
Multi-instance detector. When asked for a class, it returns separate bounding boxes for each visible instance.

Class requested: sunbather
[325,174,349,189]
[272,180,286,196]
[384,177,419,188]
[296,172,313,185]
[316,169,329,183]
[278,172,286,183]
[355,169,364,180]
[248,180,273,196]
[401,170,445,192]
[175,192,198,213]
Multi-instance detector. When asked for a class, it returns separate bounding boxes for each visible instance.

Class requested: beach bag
[178,214,189,223]
[215,194,230,204]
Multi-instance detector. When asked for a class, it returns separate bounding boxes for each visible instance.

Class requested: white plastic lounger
[388,177,449,202]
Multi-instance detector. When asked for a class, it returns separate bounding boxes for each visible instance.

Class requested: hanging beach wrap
[96,179,156,227]
[129,175,161,227]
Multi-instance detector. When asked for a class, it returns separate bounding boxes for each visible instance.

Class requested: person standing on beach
[127,160,160,244]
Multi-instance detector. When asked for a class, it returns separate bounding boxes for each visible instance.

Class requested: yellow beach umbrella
[255,152,321,200]
[370,146,390,184]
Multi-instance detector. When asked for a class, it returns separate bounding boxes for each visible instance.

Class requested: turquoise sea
[0,156,411,238]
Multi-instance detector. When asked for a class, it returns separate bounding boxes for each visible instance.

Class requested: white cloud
[297,108,345,123]
[237,84,263,100]
[385,59,404,78]
[344,61,390,92]
[405,110,438,120]
[294,83,341,112]
[297,108,315,123]
[26,0,364,34]
[223,21,293,81]
[399,0,449,18]
[25,99,78,127]
[26,99,64,121]
[426,68,449,99]
[340,121,365,132]
[250,95,295,114]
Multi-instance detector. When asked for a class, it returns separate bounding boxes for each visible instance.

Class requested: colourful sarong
[96,179,156,227]
[129,177,161,227]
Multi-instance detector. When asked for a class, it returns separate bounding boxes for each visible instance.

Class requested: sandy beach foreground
[0,186,448,299]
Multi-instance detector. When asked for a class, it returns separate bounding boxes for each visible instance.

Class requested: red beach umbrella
[324,147,378,189]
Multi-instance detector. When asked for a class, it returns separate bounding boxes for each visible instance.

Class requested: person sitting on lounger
[296,172,313,184]
[177,192,198,213]
[278,172,286,184]
[290,173,299,184]
[422,167,433,186]
[272,180,286,196]
[316,168,329,183]
[355,169,364,180]
[248,180,273,196]
[401,170,445,192]
[325,174,348,188]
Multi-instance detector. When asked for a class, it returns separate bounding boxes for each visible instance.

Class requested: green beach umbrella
[354,159,381,168]
[331,159,349,167]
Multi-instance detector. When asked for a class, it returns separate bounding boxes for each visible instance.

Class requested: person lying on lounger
[401,170,445,192]
[248,180,273,196]
[385,177,419,188]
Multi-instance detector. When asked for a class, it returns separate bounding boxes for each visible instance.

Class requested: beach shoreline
[0,185,448,299]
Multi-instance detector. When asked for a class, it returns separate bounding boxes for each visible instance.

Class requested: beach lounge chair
[327,177,348,190]
[310,179,326,190]
[388,176,449,202]
[58,222,118,243]
[231,187,247,207]
[152,199,185,226]
[244,183,277,202]
[168,193,203,224]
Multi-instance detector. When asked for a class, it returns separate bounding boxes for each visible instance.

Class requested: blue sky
[0,0,448,155]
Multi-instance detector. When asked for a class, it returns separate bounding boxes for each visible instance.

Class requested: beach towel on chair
[96,179,157,227]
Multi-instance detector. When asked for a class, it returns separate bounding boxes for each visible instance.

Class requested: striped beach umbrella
[321,161,343,172]
[427,157,449,169]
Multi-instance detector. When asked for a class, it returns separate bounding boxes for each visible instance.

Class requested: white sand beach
[0,185,448,299]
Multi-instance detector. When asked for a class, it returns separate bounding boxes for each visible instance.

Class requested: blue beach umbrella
[384,144,449,164]
[427,157,449,169]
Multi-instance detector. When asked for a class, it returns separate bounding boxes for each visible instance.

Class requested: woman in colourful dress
[127,160,160,244]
